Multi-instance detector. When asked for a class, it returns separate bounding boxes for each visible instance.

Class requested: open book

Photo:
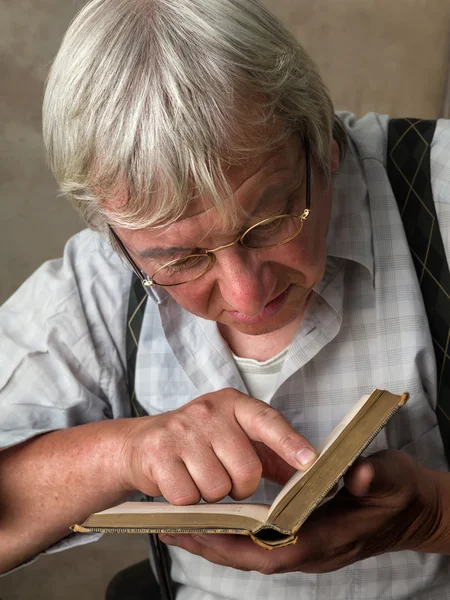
[73,389,408,550]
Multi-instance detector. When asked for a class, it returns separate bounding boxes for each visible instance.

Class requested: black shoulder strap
[387,118,450,463]
[126,273,149,418]
[126,274,177,600]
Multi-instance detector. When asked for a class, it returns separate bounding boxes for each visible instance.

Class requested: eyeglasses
[110,139,311,288]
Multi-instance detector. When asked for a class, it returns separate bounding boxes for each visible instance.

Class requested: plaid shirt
[2,113,450,598]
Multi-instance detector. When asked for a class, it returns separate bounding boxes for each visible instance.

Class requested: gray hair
[43,0,347,234]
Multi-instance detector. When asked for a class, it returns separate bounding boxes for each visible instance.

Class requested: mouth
[227,286,292,325]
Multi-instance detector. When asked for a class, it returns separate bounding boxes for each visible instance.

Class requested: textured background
[1,0,450,598]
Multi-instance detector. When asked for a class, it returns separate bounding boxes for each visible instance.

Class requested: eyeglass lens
[152,214,304,285]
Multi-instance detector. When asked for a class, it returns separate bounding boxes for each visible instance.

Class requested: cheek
[272,232,327,282]
[165,284,214,314]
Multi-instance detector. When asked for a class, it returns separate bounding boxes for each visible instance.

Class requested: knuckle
[221,387,242,399]
[238,461,263,481]
[233,460,262,486]
[277,432,301,453]
[228,453,262,491]
[252,406,281,431]
[202,480,232,503]
[230,484,257,501]
[169,489,201,506]
[166,416,192,438]
[184,398,216,421]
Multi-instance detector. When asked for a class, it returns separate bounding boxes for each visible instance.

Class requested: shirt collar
[326,142,374,278]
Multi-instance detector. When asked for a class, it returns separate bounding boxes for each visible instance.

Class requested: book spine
[291,397,409,534]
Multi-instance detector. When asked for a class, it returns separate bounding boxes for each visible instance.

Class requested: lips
[227,286,291,325]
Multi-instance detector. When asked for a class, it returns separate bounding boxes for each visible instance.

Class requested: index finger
[234,397,317,470]
[160,532,302,575]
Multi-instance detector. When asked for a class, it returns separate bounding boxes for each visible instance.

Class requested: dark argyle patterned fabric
[126,276,176,600]
[126,273,149,419]
[387,118,450,463]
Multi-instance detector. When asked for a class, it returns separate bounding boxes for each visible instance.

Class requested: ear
[330,140,340,174]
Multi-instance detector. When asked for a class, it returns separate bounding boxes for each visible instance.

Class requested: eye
[163,254,207,273]
[256,218,286,234]
[241,215,301,249]
[153,253,212,285]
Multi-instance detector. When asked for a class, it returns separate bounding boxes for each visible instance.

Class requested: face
[115,135,339,339]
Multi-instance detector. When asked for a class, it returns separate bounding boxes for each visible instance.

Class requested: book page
[317,394,371,454]
[78,501,271,533]
[268,393,371,517]
[95,501,269,522]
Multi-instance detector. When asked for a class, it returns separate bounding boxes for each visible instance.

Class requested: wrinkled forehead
[121,135,305,250]
[173,134,303,221]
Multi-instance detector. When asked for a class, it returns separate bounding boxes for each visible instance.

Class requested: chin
[222,307,301,336]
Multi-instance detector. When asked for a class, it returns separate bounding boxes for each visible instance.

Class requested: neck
[219,314,302,361]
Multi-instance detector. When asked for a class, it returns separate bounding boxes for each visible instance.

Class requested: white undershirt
[232,346,289,403]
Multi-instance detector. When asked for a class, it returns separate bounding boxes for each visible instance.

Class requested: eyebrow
[137,176,302,259]
[138,245,198,259]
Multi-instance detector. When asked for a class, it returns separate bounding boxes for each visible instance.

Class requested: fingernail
[296,447,317,467]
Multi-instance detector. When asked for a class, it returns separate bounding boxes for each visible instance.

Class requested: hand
[159,449,446,573]
[119,388,317,504]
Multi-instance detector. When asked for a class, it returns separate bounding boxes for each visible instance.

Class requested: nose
[213,247,274,315]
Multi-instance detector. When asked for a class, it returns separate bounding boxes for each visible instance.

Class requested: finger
[160,533,288,574]
[160,534,242,569]
[288,508,365,573]
[233,396,317,471]
[213,437,262,500]
[183,449,233,503]
[253,442,297,486]
[151,457,201,505]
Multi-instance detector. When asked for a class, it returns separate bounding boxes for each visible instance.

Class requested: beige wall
[1,0,449,304]
[1,0,86,303]
[264,0,450,119]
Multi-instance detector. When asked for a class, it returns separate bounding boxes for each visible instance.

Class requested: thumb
[344,458,375,497]
[344,449,412,498]
[253,442,297,486]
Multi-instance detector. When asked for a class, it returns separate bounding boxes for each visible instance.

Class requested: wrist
[116,415,156,494]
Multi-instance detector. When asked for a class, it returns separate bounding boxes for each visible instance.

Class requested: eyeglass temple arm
[108,226,148,284]
[304,138,311,211]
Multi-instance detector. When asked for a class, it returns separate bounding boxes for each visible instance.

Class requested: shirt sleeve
[431,118,450,264]
[0,230,133,447]
[0,230,133,565]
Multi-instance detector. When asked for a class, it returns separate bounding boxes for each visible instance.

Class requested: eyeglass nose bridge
[206,235,242,257]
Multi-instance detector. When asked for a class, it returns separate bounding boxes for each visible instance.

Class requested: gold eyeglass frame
[109,139,311,288]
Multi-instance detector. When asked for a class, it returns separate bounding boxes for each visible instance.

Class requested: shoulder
[338,112,450,205]
[429,119,450,262]
[337,113,450,263]
[431,118,450,206]
[5,229,132,348]
[0,230,134,444]
[337,111,390,164]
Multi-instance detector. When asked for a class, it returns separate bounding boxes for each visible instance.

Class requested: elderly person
[1,0,450,598]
